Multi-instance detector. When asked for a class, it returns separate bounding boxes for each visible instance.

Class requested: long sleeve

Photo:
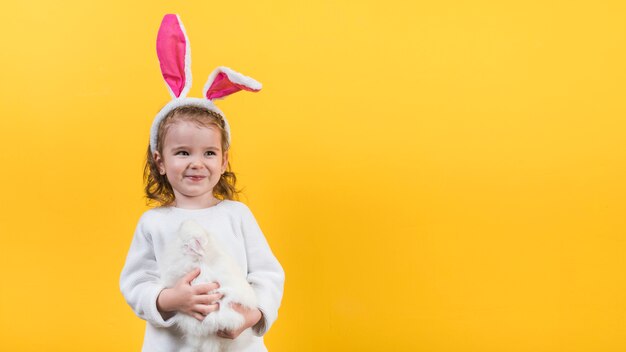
[239,204,285,337]
[119,216,176,328]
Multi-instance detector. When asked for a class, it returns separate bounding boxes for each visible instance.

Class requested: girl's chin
[174,192,215,201]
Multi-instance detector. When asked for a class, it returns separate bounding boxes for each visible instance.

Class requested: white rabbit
[161,220,258,352]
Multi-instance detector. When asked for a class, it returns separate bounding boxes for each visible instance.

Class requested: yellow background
[1,0,625,351]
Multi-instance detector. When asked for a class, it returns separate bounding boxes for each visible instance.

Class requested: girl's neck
[173,197,222,210]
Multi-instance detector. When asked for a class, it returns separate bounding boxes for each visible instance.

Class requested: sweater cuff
[146,285,177,328]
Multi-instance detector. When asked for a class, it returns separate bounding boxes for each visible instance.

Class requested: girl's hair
[143,105,240,206]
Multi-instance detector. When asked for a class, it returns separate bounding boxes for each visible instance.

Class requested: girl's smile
[186,175,206,181]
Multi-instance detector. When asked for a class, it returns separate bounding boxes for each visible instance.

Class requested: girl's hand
[216,303,262,339]
[157,268,223,321]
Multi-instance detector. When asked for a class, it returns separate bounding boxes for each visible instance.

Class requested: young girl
[120,14,284,352]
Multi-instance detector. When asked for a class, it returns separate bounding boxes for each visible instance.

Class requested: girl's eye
[175,151,189,156]
[205,151,216,156]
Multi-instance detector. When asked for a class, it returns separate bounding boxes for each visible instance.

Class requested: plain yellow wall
[1,0,625,351]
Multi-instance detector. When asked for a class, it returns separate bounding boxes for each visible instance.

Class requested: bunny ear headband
[150,14,262,154]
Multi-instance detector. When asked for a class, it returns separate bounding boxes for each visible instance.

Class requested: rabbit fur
[160,219,257,352]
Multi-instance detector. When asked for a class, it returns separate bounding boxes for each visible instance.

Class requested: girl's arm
[120,216,223,325]
[119,218,177,328]
[238,203,286,337]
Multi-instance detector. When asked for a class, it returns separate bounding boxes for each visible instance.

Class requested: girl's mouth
[186,176,206,181]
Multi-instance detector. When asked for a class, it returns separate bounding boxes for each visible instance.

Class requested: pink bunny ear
[156,14,192,98]
[203,66,262,100]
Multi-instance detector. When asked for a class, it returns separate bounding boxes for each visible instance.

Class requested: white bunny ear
[203,66,262,100]
[156,14,192,98]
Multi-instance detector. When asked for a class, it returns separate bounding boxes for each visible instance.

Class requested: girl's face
[154,120,228,209]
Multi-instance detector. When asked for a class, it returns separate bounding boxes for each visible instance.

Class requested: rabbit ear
[203,66,262,100]
[156,14,192,98]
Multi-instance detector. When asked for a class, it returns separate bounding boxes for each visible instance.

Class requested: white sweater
[119,200,285,352]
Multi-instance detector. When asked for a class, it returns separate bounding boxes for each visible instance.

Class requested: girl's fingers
[194,303,220,316]
[193,313,205,321]
[192,282,221,294]
[211,293,225,302]
[218,330,235,339]
[183,268,201,284]
[195,293,224,304]
[207,303,220,313]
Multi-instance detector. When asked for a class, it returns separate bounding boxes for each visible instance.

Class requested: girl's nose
[189,156,203,168]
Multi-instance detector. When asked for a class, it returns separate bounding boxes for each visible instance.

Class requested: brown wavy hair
[143,105,240,206]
